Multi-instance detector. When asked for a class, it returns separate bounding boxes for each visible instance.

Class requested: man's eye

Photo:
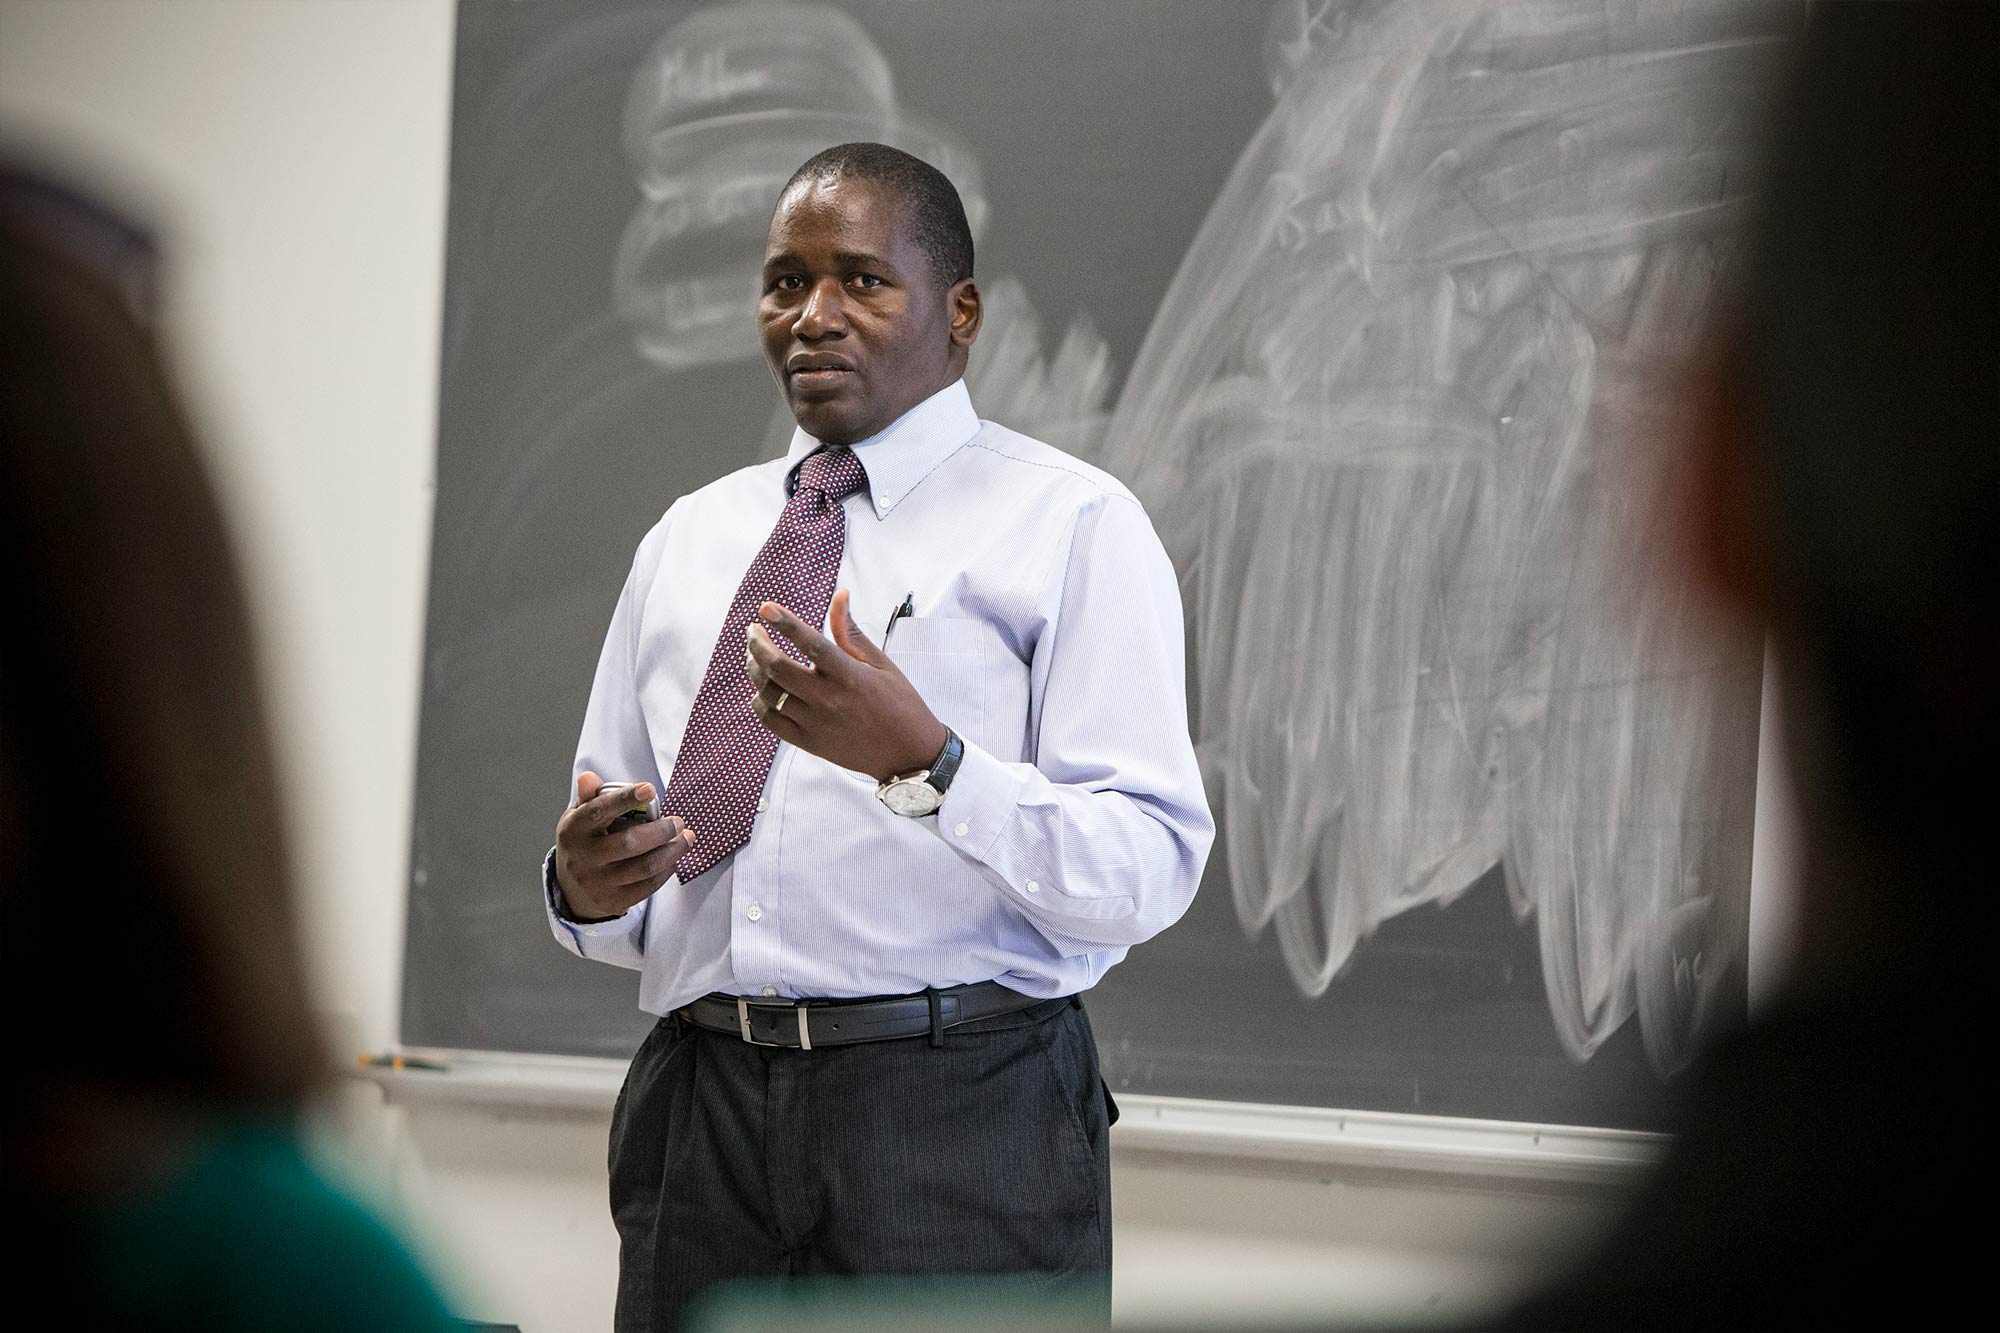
[851,274,883,289]
[770,275,803,292]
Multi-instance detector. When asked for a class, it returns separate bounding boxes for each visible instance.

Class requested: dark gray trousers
[607,993,1115,1332]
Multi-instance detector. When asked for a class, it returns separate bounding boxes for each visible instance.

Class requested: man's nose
[794,279,847,340]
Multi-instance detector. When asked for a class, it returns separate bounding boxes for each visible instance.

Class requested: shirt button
[1025,880,1039,894]
[584,928,600,936]
[953,821,970,837]
[756,797,768,813]
[746,905,763,922]
[762,984,778,997]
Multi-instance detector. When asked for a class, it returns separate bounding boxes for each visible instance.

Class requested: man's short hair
[780,142,974,289]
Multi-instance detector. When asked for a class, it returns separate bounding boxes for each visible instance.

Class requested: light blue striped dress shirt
[544,379,1214,1014]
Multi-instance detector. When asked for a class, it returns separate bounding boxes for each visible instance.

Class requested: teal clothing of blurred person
[0,170,457,1332]
[43,1123,456,1332]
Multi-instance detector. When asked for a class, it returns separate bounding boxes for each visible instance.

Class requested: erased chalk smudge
[1098,0,1788,1075]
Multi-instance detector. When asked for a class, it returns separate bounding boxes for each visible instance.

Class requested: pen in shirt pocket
[883,592,915,647]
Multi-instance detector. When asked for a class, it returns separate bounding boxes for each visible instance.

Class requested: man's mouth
[787,355,855,391]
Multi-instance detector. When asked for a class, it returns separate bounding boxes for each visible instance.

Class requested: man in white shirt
[543,141,1212,1330]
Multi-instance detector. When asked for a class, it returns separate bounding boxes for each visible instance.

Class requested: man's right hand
[553,771,695,921]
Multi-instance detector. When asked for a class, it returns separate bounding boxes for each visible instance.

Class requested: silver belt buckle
[736,996,812,1050]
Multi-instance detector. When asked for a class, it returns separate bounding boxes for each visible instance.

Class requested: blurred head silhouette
[1680,1,1995,982]
[0,164,463,1333]
[0,170,324,1181]
[1495,10,1995,1326]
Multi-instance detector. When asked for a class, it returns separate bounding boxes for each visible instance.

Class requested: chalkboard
[405,0,1784,1132]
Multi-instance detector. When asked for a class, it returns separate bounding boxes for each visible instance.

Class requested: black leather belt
[677,981,1058,1050]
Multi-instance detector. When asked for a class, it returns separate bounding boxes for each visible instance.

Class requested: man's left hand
[746,588,950,784]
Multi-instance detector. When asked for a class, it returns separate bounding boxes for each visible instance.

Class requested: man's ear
[948,278,982,349]
[1673,347,1773,632]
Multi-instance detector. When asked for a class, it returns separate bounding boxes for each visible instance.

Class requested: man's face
[759,176,967,446]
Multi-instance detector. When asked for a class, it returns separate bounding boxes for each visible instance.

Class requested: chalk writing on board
[614,1,985,370]
[1098,0,1779,1075]
[620,0,1113,456]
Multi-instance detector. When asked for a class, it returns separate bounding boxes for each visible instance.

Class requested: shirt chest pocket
[885,616,1030,766]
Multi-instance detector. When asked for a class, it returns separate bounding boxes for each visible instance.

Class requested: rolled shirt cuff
[931,736,1024,863]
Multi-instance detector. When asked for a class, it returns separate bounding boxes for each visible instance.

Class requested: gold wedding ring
[773,690,789,713]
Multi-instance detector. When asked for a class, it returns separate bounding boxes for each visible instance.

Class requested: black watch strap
[928,728,964,796]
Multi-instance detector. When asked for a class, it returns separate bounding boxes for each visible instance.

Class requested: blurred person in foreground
[0,170,457,1332]
[1492,5,1994,1328]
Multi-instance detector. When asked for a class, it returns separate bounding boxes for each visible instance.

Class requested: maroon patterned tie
[663,445,869,882]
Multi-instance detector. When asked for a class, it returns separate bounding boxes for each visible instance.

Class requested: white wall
[0,4,1698,1329]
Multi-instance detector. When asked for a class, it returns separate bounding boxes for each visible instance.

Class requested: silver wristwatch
[876,729,964,818]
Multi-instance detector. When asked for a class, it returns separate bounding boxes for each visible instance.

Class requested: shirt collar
[783,379,980,519]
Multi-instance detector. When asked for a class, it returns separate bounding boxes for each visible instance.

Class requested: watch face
[882,779,942,817]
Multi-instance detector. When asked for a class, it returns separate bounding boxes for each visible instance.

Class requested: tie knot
[796,446,867,503]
